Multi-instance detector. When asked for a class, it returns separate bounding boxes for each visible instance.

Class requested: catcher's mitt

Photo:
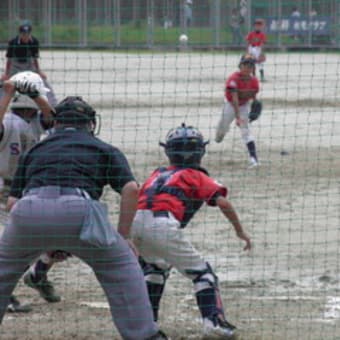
[249,100,262,122]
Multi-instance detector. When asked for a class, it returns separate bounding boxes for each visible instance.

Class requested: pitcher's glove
[249,100,262,122]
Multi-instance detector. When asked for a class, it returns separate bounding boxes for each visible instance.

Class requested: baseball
[179,34,188,43]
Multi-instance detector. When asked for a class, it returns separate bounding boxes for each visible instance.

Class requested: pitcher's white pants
[215,100,254,144]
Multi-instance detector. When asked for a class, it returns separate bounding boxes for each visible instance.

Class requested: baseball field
[0,50,339,339]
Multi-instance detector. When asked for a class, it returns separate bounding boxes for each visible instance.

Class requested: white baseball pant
[132,210,207,277]
[248,45,264,71]
[215,100,254,144]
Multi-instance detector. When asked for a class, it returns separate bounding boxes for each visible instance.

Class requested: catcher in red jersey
[131,123,251,339]
[215,54,260,167]
[246,18,267,81]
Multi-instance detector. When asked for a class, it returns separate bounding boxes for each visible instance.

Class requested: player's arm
[0,81,16,125]
[118,181,139,239]
[117,181,139,256]
[33,96,55,127]
[6,196,18,212]
[1,60,12,81]
[1,43,13,81]
[10,72,55,126]
[6,154,27,212]
[216,195,251,251]
[230,91,243,126]
[108,148,139,254]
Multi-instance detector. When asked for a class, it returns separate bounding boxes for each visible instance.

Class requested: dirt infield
[0,51,339,339]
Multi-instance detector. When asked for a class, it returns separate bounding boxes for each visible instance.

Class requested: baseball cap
[19,21,32,33]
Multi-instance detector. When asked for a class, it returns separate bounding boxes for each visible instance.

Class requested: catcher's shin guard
[189,262,226,321]
[146,281,166,321]
[139,258,170,321]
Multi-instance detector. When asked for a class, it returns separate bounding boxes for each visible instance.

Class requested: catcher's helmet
[54,96,97,131]
[160,123,209,167]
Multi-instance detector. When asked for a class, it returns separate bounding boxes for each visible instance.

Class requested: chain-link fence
[0,0,339,48]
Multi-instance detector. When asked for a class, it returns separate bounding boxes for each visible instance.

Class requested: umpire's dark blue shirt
[10,128,136,200]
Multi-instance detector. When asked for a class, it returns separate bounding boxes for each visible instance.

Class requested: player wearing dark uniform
[1,21,57,106]
[131,123,251,339]
[1,96,168,340]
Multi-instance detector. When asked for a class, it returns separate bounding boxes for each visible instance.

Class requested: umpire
[0,96,167,340]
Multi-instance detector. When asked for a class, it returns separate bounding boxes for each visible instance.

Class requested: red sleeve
[196,172,227,206]
[226,74,238,91]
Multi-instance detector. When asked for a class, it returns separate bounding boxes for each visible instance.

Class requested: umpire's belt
[152,211,170,218]
[24,186,91,199]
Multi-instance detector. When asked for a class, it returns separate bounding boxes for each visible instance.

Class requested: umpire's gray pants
[0,188,158,340]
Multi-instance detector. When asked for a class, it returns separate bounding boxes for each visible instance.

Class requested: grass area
[0,22,334,48]
[50,24,231,46]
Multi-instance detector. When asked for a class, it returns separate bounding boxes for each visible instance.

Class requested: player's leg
[16,189,162,340]
[256,48,265,81]
[132,210,236,337]
[23,252,62,303]
[239,103,259,167]
[78,237,160,340]
[132,211,172,321]
[215,101,235,143]
[162,229,236,338]
[247,45,253,55]
[0,251,37,321]
[0,181,33,313]
[0,208,43,321]
[139,257,171,321]
[0,180,61,302]
[249,46,265,80]
[7,295,32,313]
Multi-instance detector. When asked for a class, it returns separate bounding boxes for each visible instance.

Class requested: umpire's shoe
[146,330,169,340]
[24,273,61,303]
[7,295,32,313]
[203,315,237,339]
